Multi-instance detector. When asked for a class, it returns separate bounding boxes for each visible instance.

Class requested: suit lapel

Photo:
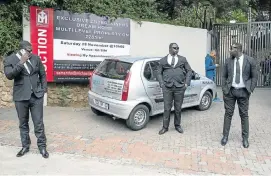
[13,53,20,63]
[29,56,35,66]
[175,55,181,67]
[230,58,235,77]
[27,56,36,75]
[162,56,170,66]
[242,55,248,73]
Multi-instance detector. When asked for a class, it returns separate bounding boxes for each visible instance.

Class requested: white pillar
[23,7,48,106]
[44,93,48,106]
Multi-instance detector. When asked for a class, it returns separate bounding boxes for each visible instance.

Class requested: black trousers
[223,87,250,139]
[162,85,185,129]
[15,93,47,150]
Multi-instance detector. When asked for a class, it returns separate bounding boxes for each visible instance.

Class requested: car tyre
[197,91,213,111]
[91,107,104,116]
[126,104,150,131]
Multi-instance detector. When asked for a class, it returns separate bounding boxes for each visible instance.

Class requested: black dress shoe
[40,148,49,158]
[221,136,228,146]
[16,147,29,157]
[243,138,249,148]
[159,128,168,135]
[175,126,183,133]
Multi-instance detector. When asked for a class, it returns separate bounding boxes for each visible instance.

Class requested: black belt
[231,86,246,90]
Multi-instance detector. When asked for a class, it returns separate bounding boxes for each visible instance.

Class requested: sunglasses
[230,46,239,50]
[172,47,179,50]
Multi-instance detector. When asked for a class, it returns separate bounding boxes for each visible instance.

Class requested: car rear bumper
[88,90,139,119]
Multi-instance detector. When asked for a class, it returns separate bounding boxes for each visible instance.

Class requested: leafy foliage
[0,0,268,56]
[0,1,23,56]
[250,0,271,21]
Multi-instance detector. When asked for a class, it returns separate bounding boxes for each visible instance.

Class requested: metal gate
[211,21,271,87]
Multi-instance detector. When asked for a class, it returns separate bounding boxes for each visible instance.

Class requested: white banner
[54,39,130,61]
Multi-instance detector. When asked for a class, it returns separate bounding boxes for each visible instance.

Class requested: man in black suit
[3,40,49,158]
[221,43,258,148]
[157,43,192,135]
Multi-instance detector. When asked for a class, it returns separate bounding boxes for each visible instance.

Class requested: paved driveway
[0,89,271,175]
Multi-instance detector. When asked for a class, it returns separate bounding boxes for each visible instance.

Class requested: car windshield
[95,59,132,80]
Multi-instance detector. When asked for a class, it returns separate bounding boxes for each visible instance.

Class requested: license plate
[93,99,109,110]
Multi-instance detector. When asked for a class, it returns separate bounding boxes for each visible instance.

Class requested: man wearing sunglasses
[3,40,49,158]
[221,43,258,148]
[157,43,192,135]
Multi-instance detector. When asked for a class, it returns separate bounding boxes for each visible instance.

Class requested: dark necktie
[26,61,33,74]
[171,56,175,67]
[235,58,240,84]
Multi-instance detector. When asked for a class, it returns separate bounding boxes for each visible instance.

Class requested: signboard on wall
[30,6,131,83]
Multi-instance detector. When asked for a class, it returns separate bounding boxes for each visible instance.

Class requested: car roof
[106,56,162,63]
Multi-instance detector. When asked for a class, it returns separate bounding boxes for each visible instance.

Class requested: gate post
[247,7,252,56]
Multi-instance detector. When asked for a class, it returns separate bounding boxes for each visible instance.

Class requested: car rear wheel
[91,107,104,116]
[197,91,213,111]
[126,104,150,131]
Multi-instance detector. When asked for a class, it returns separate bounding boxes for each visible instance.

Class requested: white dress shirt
[167,54,178,67]
[232,54,246,88]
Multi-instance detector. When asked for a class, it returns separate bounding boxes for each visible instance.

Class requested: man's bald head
[230,43,243,58]
[19,40,32,53]
[210,50,216,58]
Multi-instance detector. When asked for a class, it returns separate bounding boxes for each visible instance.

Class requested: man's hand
[160,83,165,88]
[19,52,30,64]
[215,64,220,67]
[185,84,188,88]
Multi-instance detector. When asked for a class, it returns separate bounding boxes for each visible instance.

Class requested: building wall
[130,21,209,75]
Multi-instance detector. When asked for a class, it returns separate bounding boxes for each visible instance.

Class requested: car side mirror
[194,73,200,80]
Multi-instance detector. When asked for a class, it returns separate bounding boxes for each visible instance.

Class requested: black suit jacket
[222,54,258,95]
[157,55,192,87]
[3,53,47,101]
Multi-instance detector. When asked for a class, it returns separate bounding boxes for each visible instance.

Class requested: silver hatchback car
[88,56,216,130]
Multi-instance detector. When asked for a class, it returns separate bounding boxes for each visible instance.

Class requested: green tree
[0,0,162,56]
[0,1,23,56]
[0,0,264,56]
[154,0,250,26]
[250,0,271,21]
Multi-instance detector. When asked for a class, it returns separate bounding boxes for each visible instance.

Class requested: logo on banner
[36,9,49,26]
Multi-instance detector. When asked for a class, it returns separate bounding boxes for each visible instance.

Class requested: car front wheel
[126,104,150,131]
[197,91,213,111]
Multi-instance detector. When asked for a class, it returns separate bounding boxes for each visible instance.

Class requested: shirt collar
[168,54,177,58]
[235,54,244,60]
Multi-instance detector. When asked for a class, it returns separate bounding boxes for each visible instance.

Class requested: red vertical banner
[30,6,54,82]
